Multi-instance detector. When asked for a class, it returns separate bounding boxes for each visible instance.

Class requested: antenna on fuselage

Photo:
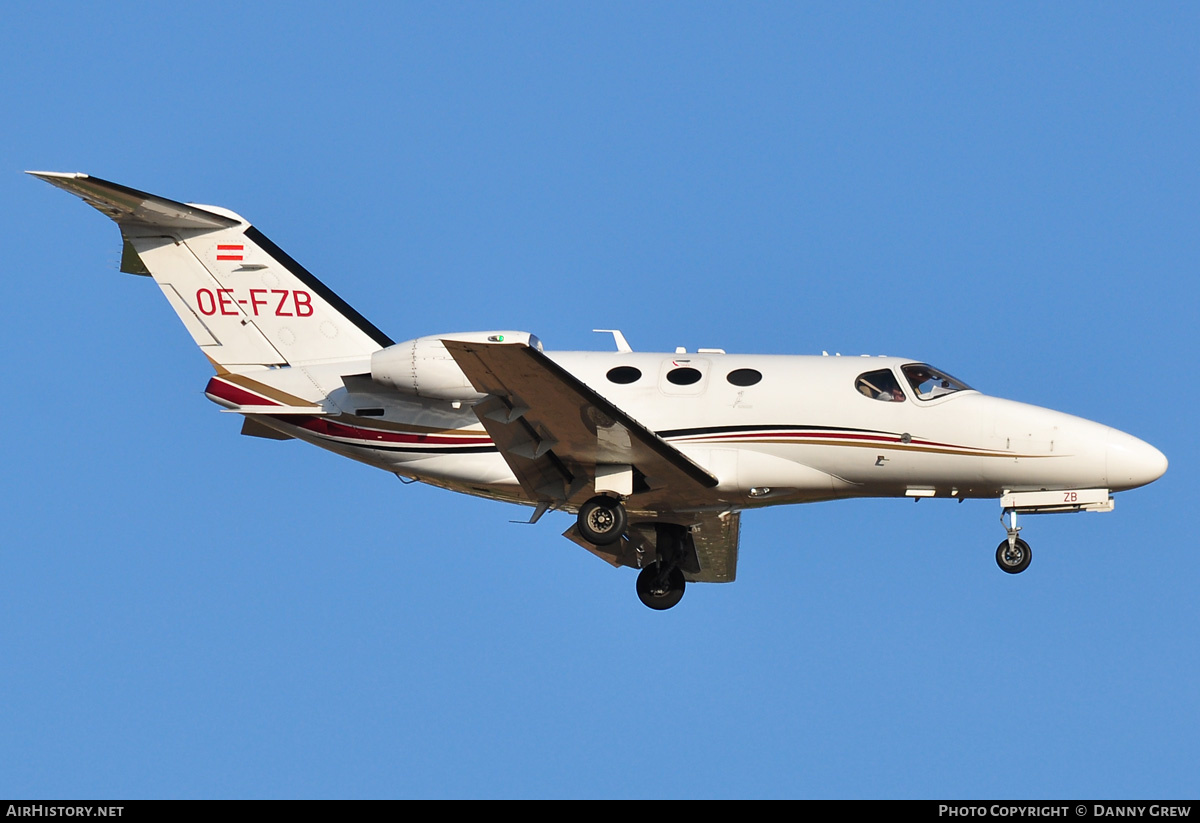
[593,329,632,353]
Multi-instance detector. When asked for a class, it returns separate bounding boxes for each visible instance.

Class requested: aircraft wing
[685,510,740,583]
[444,341,718,506]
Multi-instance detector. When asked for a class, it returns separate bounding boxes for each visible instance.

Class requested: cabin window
[855,369,906,402]
[726,368,762,386]
[606,366,642,384]
[901,363,971,400]
[666,367,703,386]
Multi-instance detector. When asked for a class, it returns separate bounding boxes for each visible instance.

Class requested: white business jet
[31,172,1167,609]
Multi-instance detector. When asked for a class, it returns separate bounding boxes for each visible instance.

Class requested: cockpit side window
[855,368,906,402]
[901,363,971,400]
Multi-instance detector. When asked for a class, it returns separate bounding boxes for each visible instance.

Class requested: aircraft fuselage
[205,350,1166,516]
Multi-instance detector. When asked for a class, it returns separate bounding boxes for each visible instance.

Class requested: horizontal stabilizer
[27,171,239,229]
[240,418,294,440]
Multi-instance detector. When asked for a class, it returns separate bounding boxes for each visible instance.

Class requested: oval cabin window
[606,366,642,384]
[726,368,762,386]
[666,367,702,386]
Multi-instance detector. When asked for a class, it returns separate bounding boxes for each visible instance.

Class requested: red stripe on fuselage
[671,429,984,452]
[206,378,489,445]
[204,377,279,408]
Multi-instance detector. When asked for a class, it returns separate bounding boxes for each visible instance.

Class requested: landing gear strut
[635,523,690,610]
[577,495,627,546]
[996,507,1032,574]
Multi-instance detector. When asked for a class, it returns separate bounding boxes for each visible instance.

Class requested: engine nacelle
[369,331,542,402]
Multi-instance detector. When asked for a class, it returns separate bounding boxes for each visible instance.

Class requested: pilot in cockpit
[855,369,906,402]
[901,363,970,399]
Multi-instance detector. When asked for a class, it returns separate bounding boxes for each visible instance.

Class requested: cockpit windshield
[901,363,972,400]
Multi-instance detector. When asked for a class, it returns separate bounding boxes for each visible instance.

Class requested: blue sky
[2,1,1196,799]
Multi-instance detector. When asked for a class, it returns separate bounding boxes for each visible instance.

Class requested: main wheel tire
[996,537,1032,574]
[636,563,686,610]
[577,495,627,546]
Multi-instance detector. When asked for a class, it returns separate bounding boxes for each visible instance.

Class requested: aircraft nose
[1106,428,1168,491]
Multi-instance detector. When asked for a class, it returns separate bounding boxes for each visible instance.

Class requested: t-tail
[28,172,393,370]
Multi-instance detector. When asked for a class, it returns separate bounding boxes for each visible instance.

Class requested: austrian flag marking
[216,244,244,261]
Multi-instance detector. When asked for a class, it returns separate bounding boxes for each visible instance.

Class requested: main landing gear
[996,507,1032,574]
[633,524,691,610]
[637,563,686,610]
[575,499,691,610]
[577,495,627,546]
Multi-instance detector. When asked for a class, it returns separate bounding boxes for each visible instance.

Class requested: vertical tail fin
[30,172,393,368]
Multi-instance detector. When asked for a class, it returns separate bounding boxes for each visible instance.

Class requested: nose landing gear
[992,488,1116,574]
[996,506,1032,574]
[996,536,1032,574]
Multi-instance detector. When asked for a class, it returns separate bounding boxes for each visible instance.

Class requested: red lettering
[196,289,216,315]
[272,289,292,316]
[249,289,268,316]
[217,289,238,316]
[293,290,313,317]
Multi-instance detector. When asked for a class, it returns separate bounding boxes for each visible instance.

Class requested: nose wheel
[996,537,1032,574]
[996,506,1032,574]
